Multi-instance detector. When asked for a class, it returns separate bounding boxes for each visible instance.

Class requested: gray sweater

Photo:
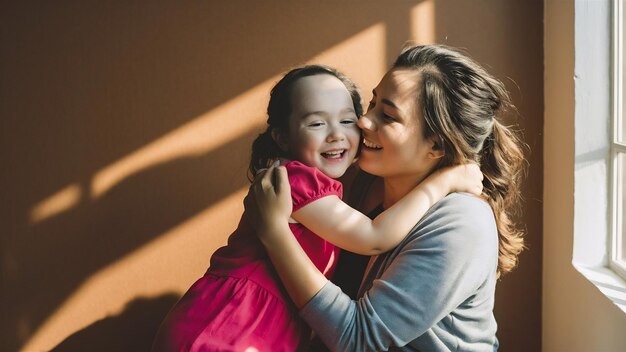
[299,193,499,351]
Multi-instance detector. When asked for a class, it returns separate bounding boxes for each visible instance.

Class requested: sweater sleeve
[299,194,499,351]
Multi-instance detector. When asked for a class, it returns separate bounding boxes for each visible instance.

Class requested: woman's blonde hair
[394,44,527,276]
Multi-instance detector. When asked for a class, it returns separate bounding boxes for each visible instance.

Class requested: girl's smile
[278,74,361,178]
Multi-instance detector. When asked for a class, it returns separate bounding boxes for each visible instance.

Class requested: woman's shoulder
[430,192,493,219]
[408,192,497,243]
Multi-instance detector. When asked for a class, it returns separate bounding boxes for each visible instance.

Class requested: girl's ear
[428,135,445,159]
[271,128,289,152]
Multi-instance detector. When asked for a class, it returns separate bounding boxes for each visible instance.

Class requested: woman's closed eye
[381,113,395,122]
[368,93,397,122]
[366,103,395,122]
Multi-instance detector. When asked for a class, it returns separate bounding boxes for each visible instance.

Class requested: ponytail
[248,129,287,181]
[480,120,526,277]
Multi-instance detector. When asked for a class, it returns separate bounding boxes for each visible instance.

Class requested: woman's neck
[382,172,430,209]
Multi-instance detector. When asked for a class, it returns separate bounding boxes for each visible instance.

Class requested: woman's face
[357,68,440,180]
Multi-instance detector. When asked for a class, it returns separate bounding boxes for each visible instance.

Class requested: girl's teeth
[322,150,343,158]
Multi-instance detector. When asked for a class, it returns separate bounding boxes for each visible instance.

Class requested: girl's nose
[358,113,375,131]
[326,125,346,142]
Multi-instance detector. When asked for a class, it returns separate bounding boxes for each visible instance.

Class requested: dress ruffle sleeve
[283,160,343,213]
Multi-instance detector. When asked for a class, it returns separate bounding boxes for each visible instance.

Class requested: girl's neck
[382,173,430,209]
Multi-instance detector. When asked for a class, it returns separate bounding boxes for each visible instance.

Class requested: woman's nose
[358,113,375,131]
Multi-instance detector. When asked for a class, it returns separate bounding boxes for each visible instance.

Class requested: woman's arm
[292,164,482,255]
[247,167,498,350]
[300,199,498,351]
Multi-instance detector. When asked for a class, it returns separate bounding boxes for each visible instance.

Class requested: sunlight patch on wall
[411,0,436,44]
[308,23,387,101]
[28,23,388,224]
[29,184,82,224]
[28,76,276,224]
[23,24,390,351]
[21,188,247,351]
[90,87,274,199]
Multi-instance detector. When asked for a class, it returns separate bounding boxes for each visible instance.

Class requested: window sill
[574,263,626,313]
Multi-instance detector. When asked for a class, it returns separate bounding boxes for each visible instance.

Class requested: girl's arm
[292,164,482,255]
[244,164,480,306]
[245,165,327,308]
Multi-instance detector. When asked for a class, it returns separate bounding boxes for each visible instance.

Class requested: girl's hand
[244,162,293,239]
[438,163,483,196]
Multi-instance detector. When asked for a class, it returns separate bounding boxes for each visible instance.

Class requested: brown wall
[1,1,543,351]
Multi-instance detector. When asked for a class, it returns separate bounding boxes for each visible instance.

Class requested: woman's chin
[357,158,381,176]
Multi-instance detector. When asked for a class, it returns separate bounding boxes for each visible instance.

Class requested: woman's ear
[271,128,289,152]
[428,135,445,159]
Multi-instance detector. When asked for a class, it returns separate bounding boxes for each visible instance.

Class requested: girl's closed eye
[341,118,357,125]
[308,121,325,128]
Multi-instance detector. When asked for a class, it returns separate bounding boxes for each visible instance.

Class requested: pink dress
[152,161,342,352]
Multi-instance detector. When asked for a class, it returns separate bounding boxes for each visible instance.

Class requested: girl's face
[282,74,360,178]
[357,69,439,181]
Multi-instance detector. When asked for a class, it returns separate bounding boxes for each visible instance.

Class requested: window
[612,0,626,280]
[572,0,626,313]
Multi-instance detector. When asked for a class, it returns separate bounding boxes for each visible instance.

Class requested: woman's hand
[436,163,484,196]
[244,162,293,240]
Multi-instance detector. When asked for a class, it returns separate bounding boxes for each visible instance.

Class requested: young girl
[151,65,482,352]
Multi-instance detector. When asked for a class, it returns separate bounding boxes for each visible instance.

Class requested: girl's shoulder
[281,160,343,210]
[281,160,337,184]
[281,159,312,172]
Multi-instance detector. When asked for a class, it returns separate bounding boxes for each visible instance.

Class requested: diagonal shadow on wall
[1,1,417,350]
[49,294,180,352]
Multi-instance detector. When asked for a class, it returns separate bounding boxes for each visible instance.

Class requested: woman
[246,44,525,351]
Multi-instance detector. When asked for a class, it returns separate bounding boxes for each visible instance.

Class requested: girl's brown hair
[248,65,362,180]
[393,44,527,277]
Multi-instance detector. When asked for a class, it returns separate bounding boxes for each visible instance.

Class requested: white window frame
[573,0,626,314]
[610,0,626,280]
